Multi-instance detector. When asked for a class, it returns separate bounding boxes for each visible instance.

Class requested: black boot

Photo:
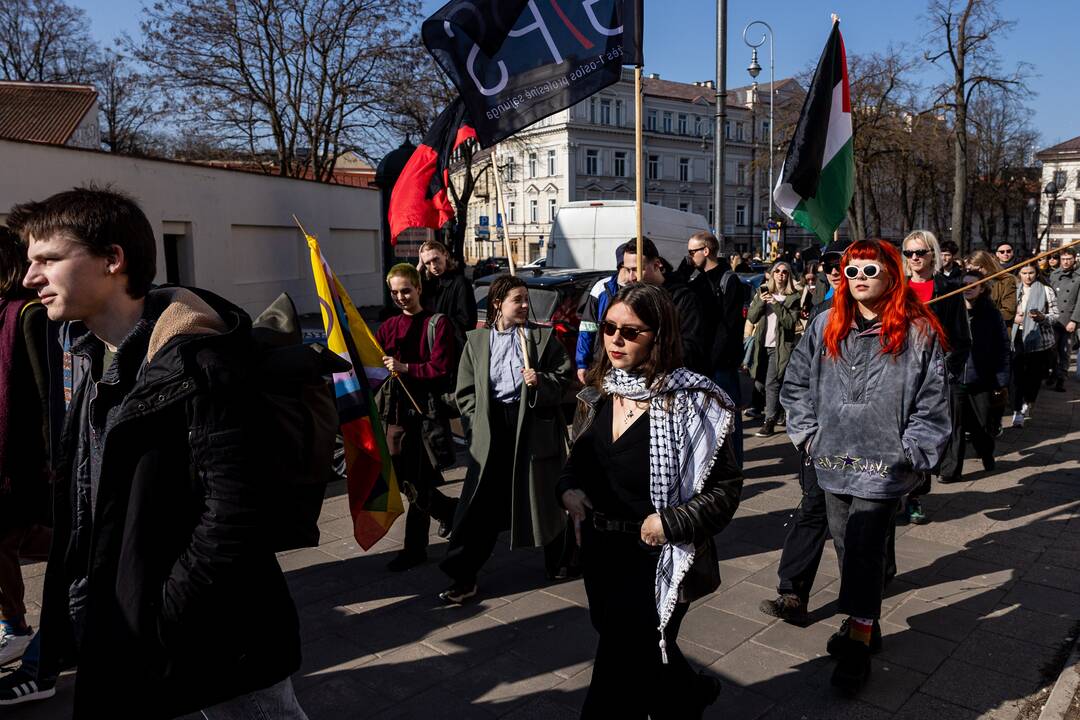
[830,636,872,694]
[754,418,776,438]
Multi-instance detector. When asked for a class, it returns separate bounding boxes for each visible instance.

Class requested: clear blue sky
[79,0,1078,148]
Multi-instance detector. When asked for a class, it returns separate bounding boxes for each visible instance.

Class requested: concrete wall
[0,139,383,316]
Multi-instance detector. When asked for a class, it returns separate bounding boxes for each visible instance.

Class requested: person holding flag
[375,264,459,571]
[439,275,574,603]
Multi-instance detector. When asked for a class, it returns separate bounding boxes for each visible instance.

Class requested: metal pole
[715,0,727,249]
[491,146,517,276]
[767,28,774,224]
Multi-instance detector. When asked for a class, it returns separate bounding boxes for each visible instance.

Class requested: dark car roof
[474,268,609,286]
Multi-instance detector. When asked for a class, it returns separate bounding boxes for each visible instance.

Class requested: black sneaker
[0,670,56,706]
[438,581,478,605]
[758,594,809,625]
[385,550,426,572]
[827,618,882,655]
[906,498,928,525]
[436,520,452,539]
[830,636,871,694]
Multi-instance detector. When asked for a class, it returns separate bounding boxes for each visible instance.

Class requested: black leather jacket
[558,385,743,602]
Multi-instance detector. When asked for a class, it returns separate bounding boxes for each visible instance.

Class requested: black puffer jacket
[558,386,743,602]
[44,287,300,719]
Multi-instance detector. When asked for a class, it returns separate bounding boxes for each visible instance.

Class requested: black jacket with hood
[44,286,300,718]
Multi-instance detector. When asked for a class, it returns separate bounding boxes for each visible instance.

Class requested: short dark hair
[485,274,528,328]
[0,226,31,298]
[7,185,157,298]
[621,237,659,261]
[689,231,719,255]
[940,240,959,254]
[994,241,1014,252]
[587,282,682,390]
[1059,246,1076,258]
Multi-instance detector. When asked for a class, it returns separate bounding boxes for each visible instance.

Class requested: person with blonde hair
[902,230,970,523]
[419,239,476,353]
[747,260,800,437]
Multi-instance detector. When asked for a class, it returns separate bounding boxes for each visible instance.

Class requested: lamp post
[743,20,775,230]
[1038,180,1061,253]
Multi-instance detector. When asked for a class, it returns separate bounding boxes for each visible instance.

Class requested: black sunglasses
[902,249,932,258]
[600,321,653,342]
[824,261,842,273]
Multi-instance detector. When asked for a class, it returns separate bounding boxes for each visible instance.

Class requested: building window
[1051,202,1065,225]
[547,149,556,176]
[679,201,690,213]
[528,152,537,178]
[663,111,672,134]
[1053,170,1067,187]
[762,119,770,136]
[708,203,714,225]
[736,162,747,185]
[600,98,612,125]
[614,151,627,177]
[736,122,745,141]
[616,99,625,126]
[586,149,599,175]
[736,204,747,226]
[647,109,657,131]
[589,97,597,123]
[548,198,558,222]
[1074,203,1080,224]
[694,116,703,136]
[508,200,517,224]
[725,120,732,139]
[1076,171,1080,190]
[505,158,515,181]
[530,199,538,224]
[679,157,690,182]
[678,113,688,135]
[648,154,660,180]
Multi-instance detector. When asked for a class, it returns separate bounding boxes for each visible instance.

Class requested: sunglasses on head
[599,321,653,342]
[843,263,883,280]
[902,248,932,259]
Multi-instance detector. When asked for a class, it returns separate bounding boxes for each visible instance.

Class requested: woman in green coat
[747,260,800,437]
[439,274,574,603]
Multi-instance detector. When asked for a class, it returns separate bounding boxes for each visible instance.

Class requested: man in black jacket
[621,237,709,375]
[419,239,477,352]
[11,188,306,719]
[687,231,749,465]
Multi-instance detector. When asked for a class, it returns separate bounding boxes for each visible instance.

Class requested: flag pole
[490,146,517,276]
[928,237,1080,306]
[635,66,644,276]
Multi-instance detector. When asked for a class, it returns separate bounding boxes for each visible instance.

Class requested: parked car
[472,256,510,281]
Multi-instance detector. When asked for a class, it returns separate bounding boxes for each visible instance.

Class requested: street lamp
[1040,180,1061,253]
[743,20,775,255]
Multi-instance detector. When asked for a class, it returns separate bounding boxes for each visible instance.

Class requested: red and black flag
[422,0,644,148]
[387,98,477,242]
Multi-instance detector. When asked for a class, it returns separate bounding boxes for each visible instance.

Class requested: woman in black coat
[941,271,1011,481]
[557,283,742,720]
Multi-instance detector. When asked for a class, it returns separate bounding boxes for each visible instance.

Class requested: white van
[547,200,710,270]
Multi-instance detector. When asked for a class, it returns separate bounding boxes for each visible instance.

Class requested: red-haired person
[781,240,952,693]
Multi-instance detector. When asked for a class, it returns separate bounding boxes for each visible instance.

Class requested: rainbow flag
[306,233,403,549]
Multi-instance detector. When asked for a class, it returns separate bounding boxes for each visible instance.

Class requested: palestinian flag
[388,98,477,242]
[773,21,853,245]
[307,233,404,549]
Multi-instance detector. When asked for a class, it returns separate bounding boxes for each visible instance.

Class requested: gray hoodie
[780,310,952,500]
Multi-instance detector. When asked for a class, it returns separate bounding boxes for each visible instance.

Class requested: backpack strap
[17,298,41,322]
[427,312,445,357]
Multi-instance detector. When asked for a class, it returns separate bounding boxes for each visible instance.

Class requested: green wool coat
[453,325,574,549]
[747,290,801,380]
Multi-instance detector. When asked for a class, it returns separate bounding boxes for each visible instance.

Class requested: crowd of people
[0,184,1070,718]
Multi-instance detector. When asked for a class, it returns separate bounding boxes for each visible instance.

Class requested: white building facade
[1036,136,1080,253]
[458,71,812,264]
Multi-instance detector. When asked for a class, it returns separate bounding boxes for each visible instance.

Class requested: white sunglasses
[843,263,882,280]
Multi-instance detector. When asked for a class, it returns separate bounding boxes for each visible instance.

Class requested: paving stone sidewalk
[9,383,1080,719]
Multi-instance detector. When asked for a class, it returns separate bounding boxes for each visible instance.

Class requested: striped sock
[848,617,873,646]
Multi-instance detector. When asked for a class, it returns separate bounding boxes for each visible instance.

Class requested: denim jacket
[780,311,952,500]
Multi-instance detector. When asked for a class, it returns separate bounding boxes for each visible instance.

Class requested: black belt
[591,512,641,534]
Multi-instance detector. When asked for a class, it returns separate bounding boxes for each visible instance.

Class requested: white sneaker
[0,627,32,665]
[1021,402,1031,418]
[1011,412,1025,428]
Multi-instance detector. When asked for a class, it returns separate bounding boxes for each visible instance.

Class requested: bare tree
[95,50,168,155]
[130,0,421,181]
[374,42,456,153]
[0,0,99,82]
[924,0,1029,252]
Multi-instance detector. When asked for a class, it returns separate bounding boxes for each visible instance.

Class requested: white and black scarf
[602,367,734,662]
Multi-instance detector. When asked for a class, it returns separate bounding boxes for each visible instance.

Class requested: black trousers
[393,418,455,555]
[825,493,900,620]
[581,524,699,720]
[776,453,828,604]
[1012,346,1052,410]
[938,386,995,479]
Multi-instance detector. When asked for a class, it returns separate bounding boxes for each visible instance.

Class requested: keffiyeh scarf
[603,367,734,662]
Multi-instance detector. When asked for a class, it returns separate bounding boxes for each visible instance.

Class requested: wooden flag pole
[292,214,311,239]
[635,65,644,277]
[928,237,1080,306]
[490,146,517,276]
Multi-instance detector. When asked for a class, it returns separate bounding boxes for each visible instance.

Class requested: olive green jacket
[747,291,801,379]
